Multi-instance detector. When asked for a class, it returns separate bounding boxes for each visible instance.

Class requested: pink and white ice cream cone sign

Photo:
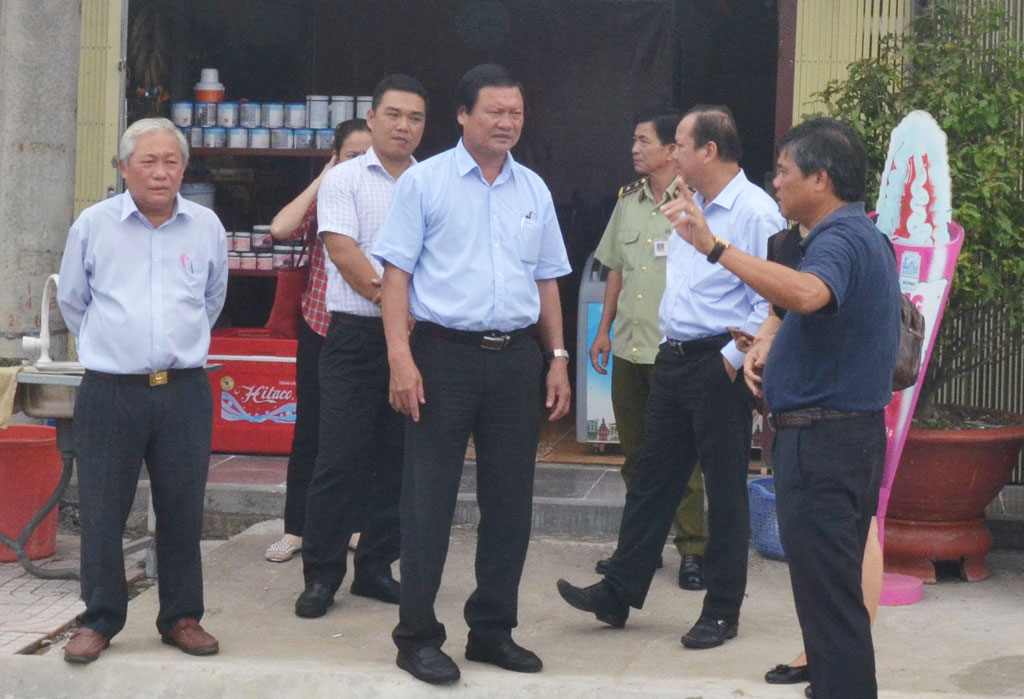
[874,111,964,605]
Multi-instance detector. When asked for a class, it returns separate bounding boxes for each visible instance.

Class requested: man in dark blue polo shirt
[661,117,899,699]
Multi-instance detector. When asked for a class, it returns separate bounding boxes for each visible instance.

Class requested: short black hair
[777,117,867,203]
[371,74,429,113]
[634,109,682,147]
[332,118,368,153]
[455,63,523,114]
[684,105,743,163]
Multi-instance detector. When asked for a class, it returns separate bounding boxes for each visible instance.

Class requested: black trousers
[604,344,754,622]
[74,369,212,639]
[774,412,885,699]
[283,317,326,536]
[392,330,542,653]
[301,313,403,591]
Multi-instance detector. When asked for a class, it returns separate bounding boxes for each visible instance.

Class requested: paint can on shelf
[307,95,329,128]
[273,244,295,270]
[217,102,239,127]
[227,251,241,270]
[316,129,335,150]
[239,101,261,128]
[233,231,252,252]
[355,95,373,119]
[256,252,274,271]
[261,103,284,128]
[202,127,227,148]
[330,96,354,127]
[249,128,271,148]
[294,128,315,150]
[252,225,274,250]
[227,127,248,148]
[240,252,257,270]
[189,126,204,148]
[285,103,307,129]
[271,128,294,149]
[194,102,218,127]
[171,101,193,127]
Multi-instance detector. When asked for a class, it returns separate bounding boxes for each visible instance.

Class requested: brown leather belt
[415,321,532,351]
[768,407,874,430]
[85,367,203,387]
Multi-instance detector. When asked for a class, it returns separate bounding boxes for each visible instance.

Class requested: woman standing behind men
[264,119,372,562]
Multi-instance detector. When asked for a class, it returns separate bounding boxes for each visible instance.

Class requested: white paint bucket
[330,96,354,127]
[218,102,239,127]
[355,96,373,119]
[171,102,193,127]
[285,103,307,129]
[316,129,335,150]
[249,128,270,148]
[307,96,329,129]
[203,127,227,148]
[227,127,248,148]
[189,127,204,148]
[271,128,294,149]
[239,102,261,128]
[294,129,315,150]
[261,103,284,128]
[194,102,218,127]
[180,182,215,209]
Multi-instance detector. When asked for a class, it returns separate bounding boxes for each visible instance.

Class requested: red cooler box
[208,329,298,454]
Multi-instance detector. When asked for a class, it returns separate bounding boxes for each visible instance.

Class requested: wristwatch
[707,236,731,264]
[546,349,570,361]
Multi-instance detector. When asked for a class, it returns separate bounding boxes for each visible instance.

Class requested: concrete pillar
[0,1,82,360]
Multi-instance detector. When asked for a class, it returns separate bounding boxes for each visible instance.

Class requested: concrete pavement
[2,519,1023,698]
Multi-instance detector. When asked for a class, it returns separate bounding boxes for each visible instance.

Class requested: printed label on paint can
[285,103,307,129]
[239,102,261,128]
[249,128,271,148]
[294,128,315,150]
[240,252,257,270]
[172,102,194,127]
[218,102,239,127]
[308,95,329,129]
[228,251,242,270]
[271,128,294,149]
[273,245,295,270]
[203,127,227,148]
[233,231,252,252]
[261,103,284,128]
[194,102,218,127]
[252,225,273,249]
[189,126,204,147]
[256,252,274,271]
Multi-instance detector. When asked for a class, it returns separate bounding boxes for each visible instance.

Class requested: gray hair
[119,117,189,166]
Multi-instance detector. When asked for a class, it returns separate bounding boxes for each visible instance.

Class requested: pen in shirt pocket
[520,211,536,233]
[180,254,194,273]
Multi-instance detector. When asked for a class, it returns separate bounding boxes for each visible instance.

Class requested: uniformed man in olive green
[589,110,707,590]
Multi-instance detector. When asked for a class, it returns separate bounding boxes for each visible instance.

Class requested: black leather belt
[85,367,204,387]
[663,333,731,356]
[768,407,874,430]
[415,321,532,350]
[331,311,383,328]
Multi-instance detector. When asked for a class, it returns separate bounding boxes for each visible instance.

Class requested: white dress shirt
[58,192,228,374]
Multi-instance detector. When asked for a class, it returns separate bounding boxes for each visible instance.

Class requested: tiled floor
[0,537,146,655]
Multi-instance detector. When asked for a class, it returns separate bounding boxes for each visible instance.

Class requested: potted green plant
[815,0,1024,581]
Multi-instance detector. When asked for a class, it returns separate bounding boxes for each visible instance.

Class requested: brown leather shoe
[160,618,219,656]
[64,627,109,664]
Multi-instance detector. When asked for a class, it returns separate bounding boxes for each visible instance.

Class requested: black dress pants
[604,343,754,623]
[283,317,326,537]
[74,369,212,639]
[774,412,885,699]
[301,313,403,591]
[392,330,542,653]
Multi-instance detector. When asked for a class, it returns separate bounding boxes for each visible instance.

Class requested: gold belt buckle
[149,370,169,387]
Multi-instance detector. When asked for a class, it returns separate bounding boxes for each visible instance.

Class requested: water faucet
[22,274,60,364]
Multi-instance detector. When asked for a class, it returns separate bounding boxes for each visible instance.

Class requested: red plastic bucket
[0,425,62,561]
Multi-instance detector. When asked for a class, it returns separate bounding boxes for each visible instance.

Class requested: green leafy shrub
[816,0,1024,415]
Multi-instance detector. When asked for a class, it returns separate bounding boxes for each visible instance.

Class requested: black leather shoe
[681,615,738,649]
[295,582,335,618]
[465,632,542,672]
[396,647,461,685]
[595,555,663,575]
[350,570,400,605]
[805,685,813,698]
[765,663,811,684]
[556,578,629,628]
[678,553,706,591]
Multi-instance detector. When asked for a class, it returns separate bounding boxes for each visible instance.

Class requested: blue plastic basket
[748,476,786,560]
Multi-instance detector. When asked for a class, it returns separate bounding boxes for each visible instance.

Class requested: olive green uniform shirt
[593,177,681,364]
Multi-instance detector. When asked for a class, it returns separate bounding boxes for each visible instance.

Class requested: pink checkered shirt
[288,199,330,337]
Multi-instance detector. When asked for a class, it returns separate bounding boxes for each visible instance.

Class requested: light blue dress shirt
[658,169,785,369]
[373,140,571,332]
[58,192,228,373]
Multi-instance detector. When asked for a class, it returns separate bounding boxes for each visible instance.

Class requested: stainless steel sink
[16,363,83,419]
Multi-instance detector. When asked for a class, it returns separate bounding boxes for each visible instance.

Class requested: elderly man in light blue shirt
[374,64,571,686]
[558,105,784,652]
[57,118,226,664]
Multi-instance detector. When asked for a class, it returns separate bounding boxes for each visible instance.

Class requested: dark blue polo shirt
[762,202,900,413]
